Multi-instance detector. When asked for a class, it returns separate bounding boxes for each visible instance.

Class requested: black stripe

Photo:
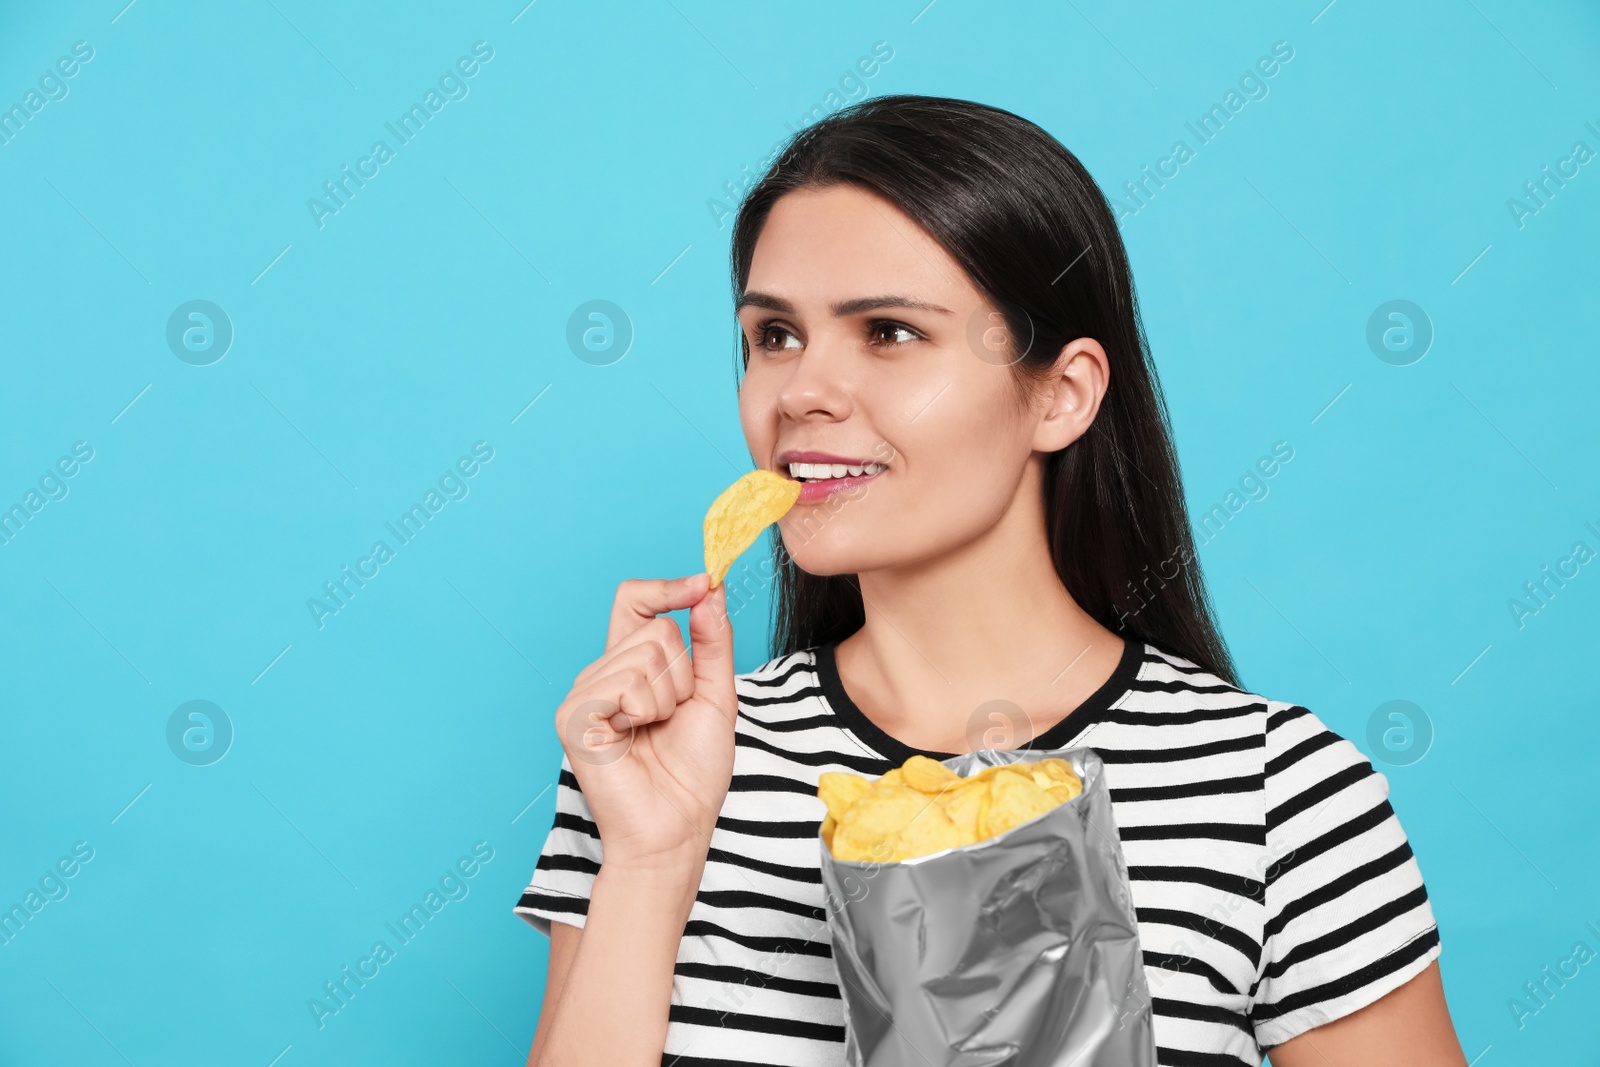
[1152,996,1252,1034]
[668,1003,845,1043]
[734,730,887,773]
[515,890,586,917]
[715,815,821,839]
[558,767,581,790]
[1265,799,1393,885]
[1155,1048,1257,1067]
[1267,762,1372,829]
[553,810,599,838]
[1129,677,1240,695]
[1119,822,1264,845]
[736,710,838,733]
[1265,842,1416,939]
[1128,866,1264,903]
[1099,703,1265,727]
[1137,907,1260,965]
[739,687,825,707]
[727,773,820,796]
[682,918,833,958]
[1113,774,1262,803]
[1267,705,1310,732]
[673,960,841,1001]
[1251,927,1440,1021]
[1141,651,1213,676]
[1143,950,1238,995]
[737,658,815,689]
[1095,732,1263,765]
[1261,885,1431,981]
[694,888,826,924]
[1265,729,1340,777]
[706,846,822,884]
[535,852,599,877]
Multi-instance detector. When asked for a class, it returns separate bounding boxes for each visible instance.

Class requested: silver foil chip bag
[818,747,1155,1067]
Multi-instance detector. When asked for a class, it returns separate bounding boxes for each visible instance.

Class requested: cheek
[737,378,777,458]
[900,417,1028,523]
[780,395,1033,573]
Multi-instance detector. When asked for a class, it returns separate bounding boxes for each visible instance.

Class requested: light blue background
[2,1,1596,1063]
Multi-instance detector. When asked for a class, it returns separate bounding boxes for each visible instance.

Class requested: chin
[779,532,907,578]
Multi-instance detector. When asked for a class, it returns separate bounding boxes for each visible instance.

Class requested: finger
[587,666,671,731]
[577,617,694,703]
[556,666,663,765]
[615,617,695,703]
[688,583,737,721]
[555,693,633,763]
[607,574,711,648]
[577,639,681,718]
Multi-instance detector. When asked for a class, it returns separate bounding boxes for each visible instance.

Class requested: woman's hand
[553,573,738,870]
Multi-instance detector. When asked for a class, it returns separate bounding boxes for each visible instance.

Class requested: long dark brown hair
[730,94,1238,686]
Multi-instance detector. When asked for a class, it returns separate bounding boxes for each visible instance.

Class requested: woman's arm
[527,848,707,1067]
[526,922,579,1067]
[1267,962,1466,1067]
[523,576,738,1065]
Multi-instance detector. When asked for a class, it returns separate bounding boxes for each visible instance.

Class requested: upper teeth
[788,462,886,480]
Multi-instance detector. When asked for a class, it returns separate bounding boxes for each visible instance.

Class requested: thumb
[688,582,737,719]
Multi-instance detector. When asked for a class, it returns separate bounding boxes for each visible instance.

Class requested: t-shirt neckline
[812,632,1143,764]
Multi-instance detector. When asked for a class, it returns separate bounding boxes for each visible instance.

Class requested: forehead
[745,184,973,309]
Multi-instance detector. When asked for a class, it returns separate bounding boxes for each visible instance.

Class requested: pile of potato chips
[820,754,1084,862]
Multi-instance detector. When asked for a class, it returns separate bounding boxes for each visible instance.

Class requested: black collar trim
[812,633,1143,765]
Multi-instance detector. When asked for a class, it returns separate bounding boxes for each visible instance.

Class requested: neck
[835,460,1125,753]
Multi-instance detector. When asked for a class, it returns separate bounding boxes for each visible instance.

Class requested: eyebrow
[736,291,954,316]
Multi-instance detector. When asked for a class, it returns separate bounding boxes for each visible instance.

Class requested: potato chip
[1030,758,1078,785]
[901,754,960,794]
[979,771,1059,839]
[934,782,986,845]
[830,788,916,862]
[893,798,965,861]
[831,786,963,862]
[818,771,872,822]
[703,470,802,587]
[1045,784,1079,805]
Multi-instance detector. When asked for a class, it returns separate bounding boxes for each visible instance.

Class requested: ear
[1031,337,1110,453]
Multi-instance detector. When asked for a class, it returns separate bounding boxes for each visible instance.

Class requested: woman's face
[737,183,1062,578]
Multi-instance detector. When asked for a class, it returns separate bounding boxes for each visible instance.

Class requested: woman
[517,95,1465,1066]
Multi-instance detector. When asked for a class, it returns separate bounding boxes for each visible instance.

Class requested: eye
[867,319,922,346]
[753,320,803,351]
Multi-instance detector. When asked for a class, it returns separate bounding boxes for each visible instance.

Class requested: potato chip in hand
[703,470,801,587]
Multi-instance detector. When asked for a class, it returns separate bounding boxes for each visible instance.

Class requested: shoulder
[1114,643,1383,790]
[735,649,818,688]
[1109,642,1273,739]
[1123,642,1354,753]
[733,649,826,719]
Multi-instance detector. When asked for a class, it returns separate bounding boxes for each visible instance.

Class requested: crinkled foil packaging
[819,747,1155,1067]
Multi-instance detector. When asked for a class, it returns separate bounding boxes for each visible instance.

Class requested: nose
[776,343,853,424]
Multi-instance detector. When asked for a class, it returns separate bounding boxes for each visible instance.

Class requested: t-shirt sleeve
[513,753,604,937]
[1250,703,1442,1048]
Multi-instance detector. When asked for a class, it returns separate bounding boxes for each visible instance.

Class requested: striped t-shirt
[515,634,1442,1066]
